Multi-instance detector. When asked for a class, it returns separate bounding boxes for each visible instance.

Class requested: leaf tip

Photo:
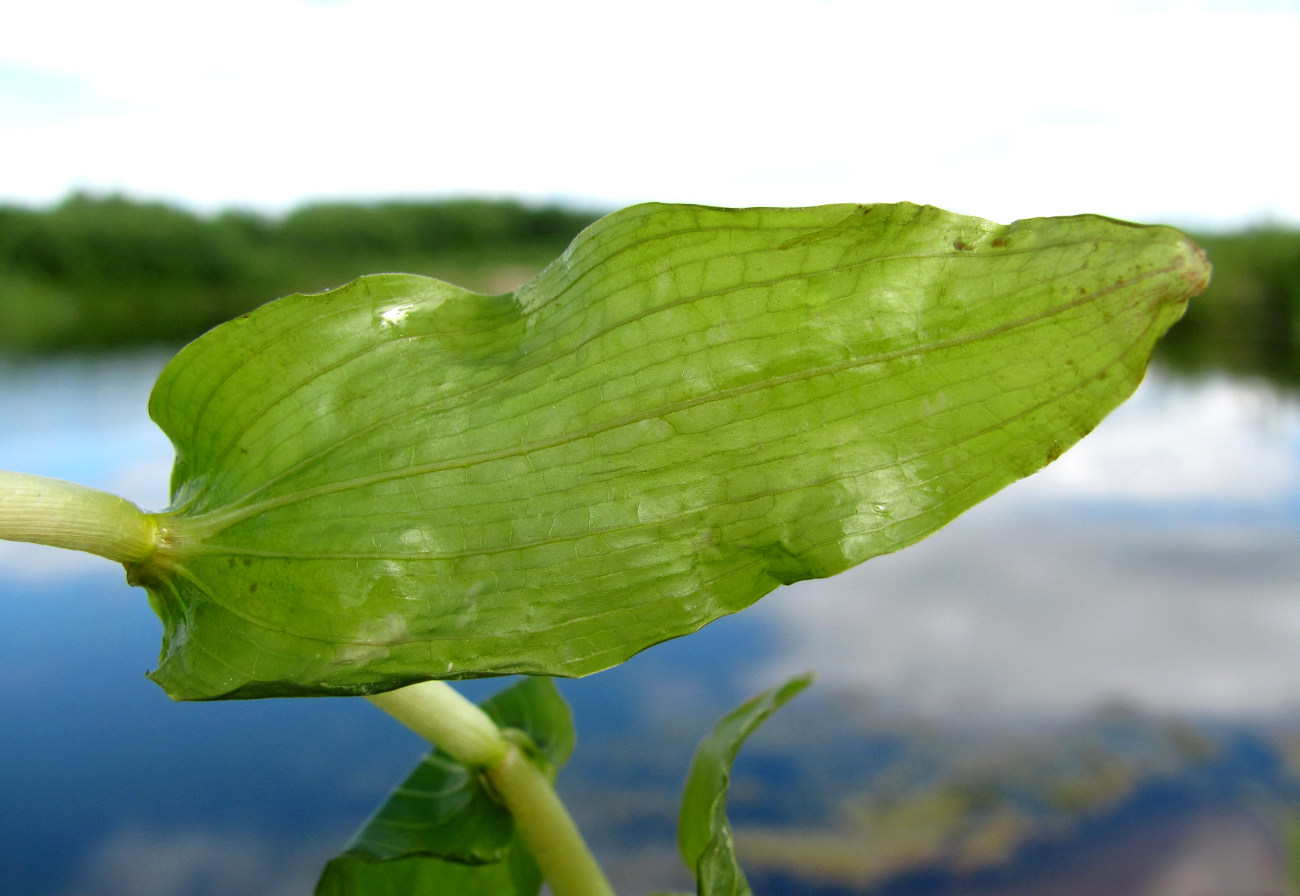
[1177,233,1213,299]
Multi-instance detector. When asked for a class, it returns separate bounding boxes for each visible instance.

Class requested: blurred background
[2,1,1299,894]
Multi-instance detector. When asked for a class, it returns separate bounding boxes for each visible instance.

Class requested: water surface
[2,354,1297,895]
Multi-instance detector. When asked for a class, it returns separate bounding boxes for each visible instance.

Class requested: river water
[1,353,1298,895]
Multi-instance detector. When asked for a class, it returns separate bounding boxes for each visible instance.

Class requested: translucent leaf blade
[678,674,813,896]
[137,202,1210,699]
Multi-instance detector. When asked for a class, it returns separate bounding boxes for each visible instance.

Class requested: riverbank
[2,195,1297,389]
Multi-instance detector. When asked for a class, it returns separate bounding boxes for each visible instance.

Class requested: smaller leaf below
[678,674,814,896]
[315,677,573,896]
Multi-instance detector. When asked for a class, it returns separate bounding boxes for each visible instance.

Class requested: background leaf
[315,836,542,896]
[315,677,572,896]
[134,202,1209,699]
[678,674,813,896]
[317,842,540,896]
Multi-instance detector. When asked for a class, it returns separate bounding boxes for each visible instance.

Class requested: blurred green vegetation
[1,195,1297,389]
[0,193,602,352]
[1160,228,1300,386]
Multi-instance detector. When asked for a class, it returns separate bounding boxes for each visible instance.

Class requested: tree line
[0,193,601,352]
[0,194,1296,386]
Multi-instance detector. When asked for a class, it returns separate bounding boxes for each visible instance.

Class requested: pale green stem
[366,680,509,768]
[0,471,157,564]
[486,741,617,896]
[368,680,616,896]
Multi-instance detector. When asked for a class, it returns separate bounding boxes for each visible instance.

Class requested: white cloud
[1,0,1296,226]
[60,825,338,896]
[748,372,1300,722]
[757,515,1300,720]
[1019,371,1300,504]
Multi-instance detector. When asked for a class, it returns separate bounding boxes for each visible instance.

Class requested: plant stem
[486,740,617,896]
[0,471,157,564]
[368,681,616,896]
[366,679,509,768]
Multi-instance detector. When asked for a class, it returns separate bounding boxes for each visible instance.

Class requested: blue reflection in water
[2,355,1299,895]
[0,566,773,896]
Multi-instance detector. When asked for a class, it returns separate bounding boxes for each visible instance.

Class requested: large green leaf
[133,202,1209,699]
[315,677,573,896]
[678,674,813,896]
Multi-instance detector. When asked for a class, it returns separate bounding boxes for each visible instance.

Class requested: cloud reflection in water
[3,358,1300,894]
[759,371,1300,720]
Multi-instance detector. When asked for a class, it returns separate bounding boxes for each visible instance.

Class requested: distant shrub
[0,194,601,352]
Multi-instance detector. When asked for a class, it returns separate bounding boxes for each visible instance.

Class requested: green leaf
[325,750,513,866]
[315,677,573,896]
[134,202,1210,699]
[678,674,813,896]
[481,675,576,771]
[316,837,542,896]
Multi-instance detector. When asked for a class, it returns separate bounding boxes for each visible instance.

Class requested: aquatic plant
[0,201,1209,895]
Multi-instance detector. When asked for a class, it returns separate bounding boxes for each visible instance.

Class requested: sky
[1,0,1296,230]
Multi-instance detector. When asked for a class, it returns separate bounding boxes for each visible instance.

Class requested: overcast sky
[2,0,1296,230]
